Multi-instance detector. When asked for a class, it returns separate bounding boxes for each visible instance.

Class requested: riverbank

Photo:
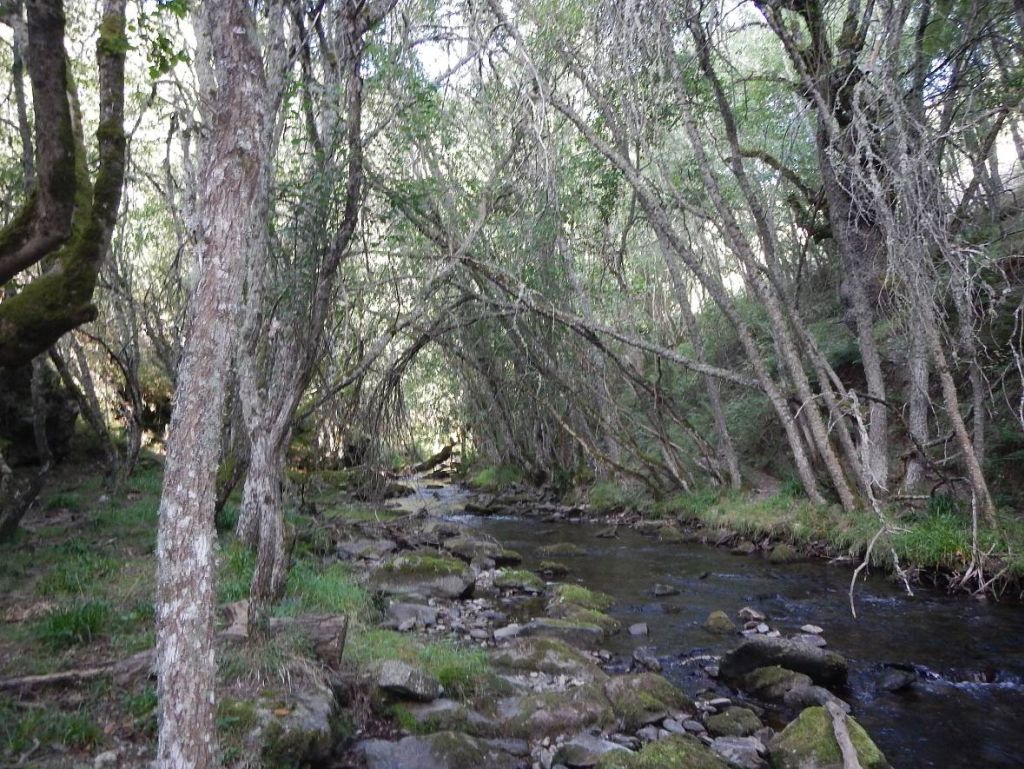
[465,471,1024,597]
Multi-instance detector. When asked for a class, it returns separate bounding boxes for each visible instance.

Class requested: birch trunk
[154,1,267,766]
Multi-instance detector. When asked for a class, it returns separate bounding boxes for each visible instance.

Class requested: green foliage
[467,464,524,491]
[275,560,369,617]
[218,541,256,603]
[37,549,117,596]
[0,696,103,755]
[44,491,84,511]
[36,600,112,650]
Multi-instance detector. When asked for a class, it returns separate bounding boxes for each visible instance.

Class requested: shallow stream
[408,485,1024,769]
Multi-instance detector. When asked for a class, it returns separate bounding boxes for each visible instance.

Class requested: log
[0,612,348,692]
[826,700,864,769]
[412,444,454,473]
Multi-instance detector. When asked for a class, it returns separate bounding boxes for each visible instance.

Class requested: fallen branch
[0,649,154,692]
[826,700,864,769]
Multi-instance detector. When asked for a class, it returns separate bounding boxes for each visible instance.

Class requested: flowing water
[405,485,1024,769]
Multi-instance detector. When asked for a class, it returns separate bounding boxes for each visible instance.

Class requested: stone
[497,683,615,738]
[662,718,686,734]
[637,726,661,742]
[338,537,397,560]
[731,540,757,555]
[593,735,730,769]
[704,610,738,635]
[550,584,616,612]
[658,526,686,543]
[443,535,523,567]
[629,622,649,637]
[794,633,827,648]
[683,719,706,734]
[710,736,768,769]
[538,542,583,557]
[879,668,917,693]
[756,623,769,634]
[369,554,475,601]
[553,733,630,768]
[632,646,661,672]
[719,637,848,688]
[652,584,680,597]
[494,568,546,593]
[522,617,607,647]
[768,706,890,769]
[738,607,766,622]
[397,699,470,733]
[357,731,521,769]
[94,751,119,769]
[387,602,438,629]
[768,544,799,564]
[493,623,523,640]
[539,560,570,578]
[603,673,689,731]
[377,660,441,702]
[490,637,608,682]
[705,707,763,738]
[257,686,337,767]
[740,666,813,702]
[800,624,824,635]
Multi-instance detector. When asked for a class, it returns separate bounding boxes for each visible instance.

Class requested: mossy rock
[368,554,475,600]
[257,688,337,768]
[704,610,737,634]
[769,706,890,769]
[497,682,615,738]
[494,568,545,593]
[548,603,622,635]
[742,666,813,701]
[706,706,763,737]
[550,583,615,611]
[521,617,607,647]
[720,638,848,688]
[391,700,470,735]
[603,673,689,731]
[658,526,687,543]
[769,543,800,564]
[595,735,730,769]
[538,560,570,577]
[538,541,583,557]
[358,731,520,769]
[489,637,607,681]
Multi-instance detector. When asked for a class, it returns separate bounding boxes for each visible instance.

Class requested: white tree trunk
[155,1,268,767]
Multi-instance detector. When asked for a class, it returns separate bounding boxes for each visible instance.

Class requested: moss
[703,610,737,634]
[494,568,545,592]
[706,706,763,737]
[427,731,500,769]
[467,464,524,492]
[538,541,582,557]
[538,560,569,577]
[769,706,889,769]
[595,735,729,769]
[550,583,614,611]
[506,682,615,738]
[489,637,603,680]
[742,665,813,700]
[549,604,622,635]
[379,554,468,578]
[603,673,688,731]
[769,543,800,563]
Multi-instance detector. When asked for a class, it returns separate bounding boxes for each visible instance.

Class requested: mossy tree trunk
[0,0,127,369]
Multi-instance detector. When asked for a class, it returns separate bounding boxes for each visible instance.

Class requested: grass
[275,560,369,617]
[346,628,492,700]
[35,600,112,650]
[0,696,103,755]
[37,548,118,596]
[466,464,524,492]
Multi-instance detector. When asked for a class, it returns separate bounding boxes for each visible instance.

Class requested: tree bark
[154,1,267,766]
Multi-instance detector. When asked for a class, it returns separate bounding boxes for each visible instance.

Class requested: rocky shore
[293,486,895,769]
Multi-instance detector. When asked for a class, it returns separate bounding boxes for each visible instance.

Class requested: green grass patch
[0,697,103,754]
[218,541,256,603]
[37,549,118,596]
[275,560,369,617]
[45,491,85,511]
[550,583,614,611]
[466,464,524,492]
[35,600,112,650]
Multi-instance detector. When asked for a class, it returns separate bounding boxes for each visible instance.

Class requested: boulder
[595,735,730,769]
[520,617,607,648]
[394,699,469,733]
[443,536,521,566]
[357,731,521,769]
[489,637,608,681]
[493,568,545,593]
[740,666,813,702]
[704,610,738,635]
[768,544,799,564]
[554,733,630,768]
[603,673,689,731]
[385,602,438,630]
[254,686,338,768]
[496,683,615,738]
[368,554,475,601]
[768,706,890,769]
[711,735,768,769]
[377,660,441,702]
[337,538,397,560]
[550,583,615,611]
[706,706,763,738]
[720,638,848,688]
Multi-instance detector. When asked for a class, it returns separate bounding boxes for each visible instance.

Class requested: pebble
[708,697,732,709]
[629,622,649,637]
[755,623,769,634]
[738,607,766,622]
[469,628,490,640]
[653,584,680,596]
[794,633,827,648]
[800,624,824,634]
[494,623,522,640]
[662,718,686,734]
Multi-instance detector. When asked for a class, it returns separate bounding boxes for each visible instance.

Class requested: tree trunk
[904,320,930,491]
[154,1,267,767]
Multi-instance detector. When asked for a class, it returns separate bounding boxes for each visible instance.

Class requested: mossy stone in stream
[704,610,737,634]
[741,665,813,701]
[547,603,622,635]
[494,568,545,593]
[769,706,890,769]
[705,706,763,737]
[595,735,730,769]
[538,541,582,557]
[550,583,615,611]
[538,560,570,577]
[658,526,687,543]
[603,673,689,731]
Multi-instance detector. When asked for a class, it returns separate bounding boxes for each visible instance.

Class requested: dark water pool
[452,511,1024,769]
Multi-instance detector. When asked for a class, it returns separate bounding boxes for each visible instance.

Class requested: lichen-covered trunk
[154,2,267,767]
[244,429,290,638]
[904,320,930,492]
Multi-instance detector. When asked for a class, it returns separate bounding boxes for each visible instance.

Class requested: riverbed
[403,484,1024,769]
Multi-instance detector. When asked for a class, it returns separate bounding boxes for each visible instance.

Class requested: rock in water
[720,637,848,688]
[653,584,680,597]
[632,646,661,672]
[629,622,649,637]
[768,706,890,769]
[377,660,441,702]
[704,610,738,635]
[768,543,800,563]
